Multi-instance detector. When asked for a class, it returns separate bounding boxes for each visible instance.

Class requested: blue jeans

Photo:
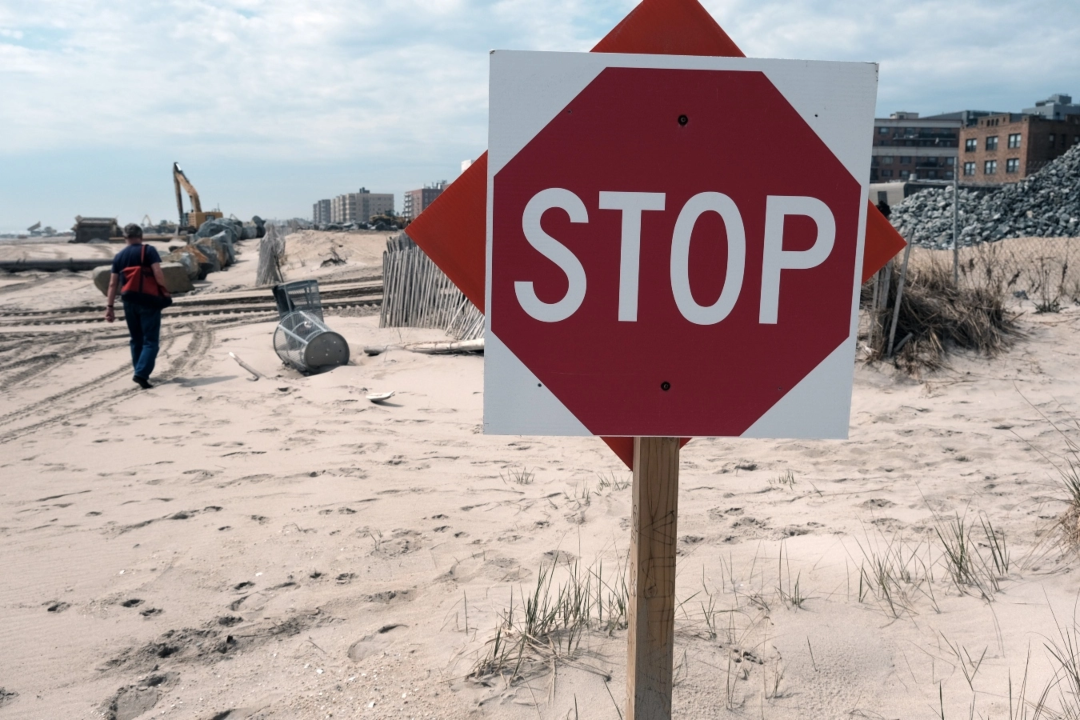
[122,298,162,380]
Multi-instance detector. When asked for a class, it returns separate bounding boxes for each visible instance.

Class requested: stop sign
[485,51,878,438]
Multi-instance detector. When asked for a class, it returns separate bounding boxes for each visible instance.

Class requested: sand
[2,232,1080,718]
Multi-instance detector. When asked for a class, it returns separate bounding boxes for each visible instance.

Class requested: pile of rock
[890,144,1080,248]
[314,219,400,232]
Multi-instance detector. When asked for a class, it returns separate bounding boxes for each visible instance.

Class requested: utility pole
[952,173,960,285]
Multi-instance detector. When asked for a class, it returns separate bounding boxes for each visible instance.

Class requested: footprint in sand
[103,672,177,720]
[347,624,407,661]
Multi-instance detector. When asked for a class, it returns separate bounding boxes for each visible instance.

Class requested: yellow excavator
[173,162,223,232]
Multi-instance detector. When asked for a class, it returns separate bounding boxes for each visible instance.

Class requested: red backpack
[120,245,173,309]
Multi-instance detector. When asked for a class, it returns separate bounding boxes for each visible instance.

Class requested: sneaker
[133,376,153,389]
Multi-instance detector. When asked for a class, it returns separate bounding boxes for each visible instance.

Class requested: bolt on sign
[486,51,879,439]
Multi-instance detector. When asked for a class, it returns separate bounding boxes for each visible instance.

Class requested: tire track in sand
[0,324,212,445]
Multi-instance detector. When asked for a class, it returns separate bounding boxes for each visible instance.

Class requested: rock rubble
[890,144,1080,248]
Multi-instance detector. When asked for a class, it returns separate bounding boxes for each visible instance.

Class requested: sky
[0,0,1077,234]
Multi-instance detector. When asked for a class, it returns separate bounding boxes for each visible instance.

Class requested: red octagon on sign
[491,67,863,437]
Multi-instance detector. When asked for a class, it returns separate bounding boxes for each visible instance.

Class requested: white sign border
[485,50,878,439]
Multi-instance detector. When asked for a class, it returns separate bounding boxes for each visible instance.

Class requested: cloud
[0,0,629,158]
[702,0,1080,115]
[0,0,1077,230]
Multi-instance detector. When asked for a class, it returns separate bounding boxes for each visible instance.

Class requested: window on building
[965,138,977,152]
[984,159,997,174]
[878,127,888,134]
[964,162,976,176]
[1050,134,1056,146]
[900,156,911,164]
[986,136,999,151]
[945,171,954,180]
[928,170,937,178]
[883,156,894,164]
[946,157,955,166]
[1008,133,1021,149]
[882,169,893,178]
[900,170,909,179]
[1006,158,1019,173]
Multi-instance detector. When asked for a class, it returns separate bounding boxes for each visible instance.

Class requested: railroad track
[0,277,384,327]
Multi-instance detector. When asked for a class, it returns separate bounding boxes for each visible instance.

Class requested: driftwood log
[363,338,484,356]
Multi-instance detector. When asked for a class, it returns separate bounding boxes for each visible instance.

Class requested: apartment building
[402,181,447,220]
[869,111,989,183]
[330,188,395,224]
[312,199,331,225]
[960,95,1080,184]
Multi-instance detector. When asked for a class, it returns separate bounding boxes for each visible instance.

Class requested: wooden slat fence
[380,233,484,341]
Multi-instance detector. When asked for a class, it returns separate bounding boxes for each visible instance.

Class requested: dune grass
[866,258,1020,374]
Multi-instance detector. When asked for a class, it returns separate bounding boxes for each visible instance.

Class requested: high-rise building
[403,181,448,220]
[330,188,395,224]
[313,199,331,224]
[355,188,395,222]
[330,194,348,224]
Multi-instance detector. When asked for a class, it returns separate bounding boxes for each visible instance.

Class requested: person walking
[104,224,171,389]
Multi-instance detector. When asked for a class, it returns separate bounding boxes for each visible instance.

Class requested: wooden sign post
[627,437,681,718]
[395,4,897,715]
[485,50,879,719]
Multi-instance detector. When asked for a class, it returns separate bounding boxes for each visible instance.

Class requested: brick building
[312,199,331,225]
[402,181,447,220]
[959,109,1080,184]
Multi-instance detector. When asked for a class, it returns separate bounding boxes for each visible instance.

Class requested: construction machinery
[70,216,121,243]
[173,162,223,232]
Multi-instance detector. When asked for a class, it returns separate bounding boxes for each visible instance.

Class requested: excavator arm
[173,162,223,232]
[173,162,204,221]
